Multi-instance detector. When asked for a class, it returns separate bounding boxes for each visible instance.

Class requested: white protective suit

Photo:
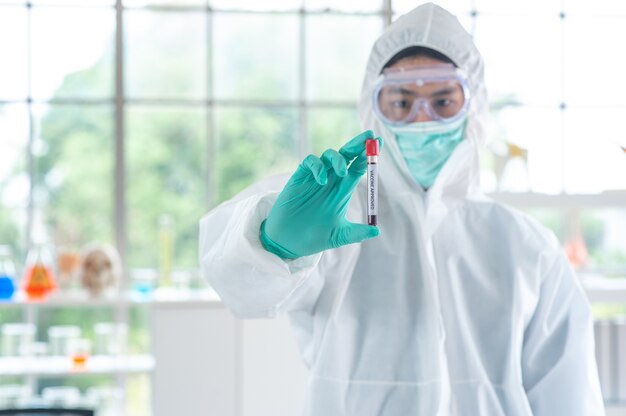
[199,3,604,415]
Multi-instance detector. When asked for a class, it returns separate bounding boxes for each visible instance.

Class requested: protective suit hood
[359,3,488,221]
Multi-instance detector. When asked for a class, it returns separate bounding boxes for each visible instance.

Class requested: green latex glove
[260,130,383,259]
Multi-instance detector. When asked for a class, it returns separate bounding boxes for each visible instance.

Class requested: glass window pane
[126,106,207,270]
[0,310,25,327]
[566,1,626,16]
[306,15,383,101]
[37,376,125,416]
[0,104,29,261]
[308,107,360,155]
[0,7,28,100]
[125,11,207,100]
[31,0,114,5]
[474,15,561,106]
[475,0,561,15]
[127,374,151,416]
[129,305,150,354]
[306,0,381,13]
[393,0,472,16]
[564,17,626,106]
[580,209,626,275]
[37,307,114,342]
[32,104,114,247]
[210,0,300,11]
[215,107,298,203]
[0,105,29,200]
[458,14,474,34]
[125,0,204,6]
[563,109,626,193]
[128,305,151,415]
[479,146,498,194]
[487,106,562,194]
[214,14,298,100]
[0,209,27,271]
[31,8,115,100]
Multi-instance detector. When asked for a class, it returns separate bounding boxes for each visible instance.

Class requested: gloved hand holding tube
[260,130,383,259]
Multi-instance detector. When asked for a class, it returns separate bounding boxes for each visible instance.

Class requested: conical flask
[0,245,17,300]
[23,244,57,300]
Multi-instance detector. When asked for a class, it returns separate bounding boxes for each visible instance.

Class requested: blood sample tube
[365,139,379,226]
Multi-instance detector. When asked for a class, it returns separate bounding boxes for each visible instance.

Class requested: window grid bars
[13,1,392,270]
[11,1,626,273]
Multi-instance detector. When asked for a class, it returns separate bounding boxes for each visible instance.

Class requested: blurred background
[0,0,625,415]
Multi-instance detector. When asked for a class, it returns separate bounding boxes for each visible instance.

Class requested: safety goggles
[372,64,471,126]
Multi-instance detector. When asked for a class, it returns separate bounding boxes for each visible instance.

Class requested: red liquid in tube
[365,139,379,226]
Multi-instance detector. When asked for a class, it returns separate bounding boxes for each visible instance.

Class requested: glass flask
[22,243,57,300]
[47,325,81,356]
[0,245,17,300]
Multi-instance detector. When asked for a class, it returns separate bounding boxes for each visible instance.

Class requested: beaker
[47,325,81,356]
[171,270,192,292]
[0,385,32,408]
[67,338,92,368]
[1,323,36,357]
[131,268,157,298]
[94,322,128,356]
[42,386,82,408]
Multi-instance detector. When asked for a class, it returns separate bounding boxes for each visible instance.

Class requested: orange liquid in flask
[23,264,57,300]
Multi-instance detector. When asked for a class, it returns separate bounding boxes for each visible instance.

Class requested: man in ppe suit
[199,3,604,415]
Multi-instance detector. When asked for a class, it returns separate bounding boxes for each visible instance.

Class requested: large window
[0,0,387,274]
[2,0,625,277]
[4,0,623,273]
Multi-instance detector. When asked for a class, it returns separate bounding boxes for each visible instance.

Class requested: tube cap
[365,139,379,156]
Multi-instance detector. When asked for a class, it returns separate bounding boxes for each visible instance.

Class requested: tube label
[367,164,378,216]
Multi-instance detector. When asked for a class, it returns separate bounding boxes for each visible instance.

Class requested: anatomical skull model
[79,244,122,297]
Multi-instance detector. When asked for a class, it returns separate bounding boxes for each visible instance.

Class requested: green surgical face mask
[388,116,467,189]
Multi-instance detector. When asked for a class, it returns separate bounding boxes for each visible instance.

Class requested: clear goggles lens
[373,65,470,126]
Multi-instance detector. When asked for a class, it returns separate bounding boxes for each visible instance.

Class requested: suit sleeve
[522,251,605,415]
[198,176,324,319]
